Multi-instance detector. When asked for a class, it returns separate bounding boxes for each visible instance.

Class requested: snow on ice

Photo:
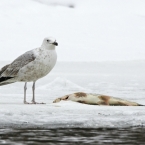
[0,61,145,128]
[0,0,145,128]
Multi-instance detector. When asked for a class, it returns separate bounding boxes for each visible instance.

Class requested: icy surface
[0,61,145,128]
[38,77,86,91]
[0,0,145,128]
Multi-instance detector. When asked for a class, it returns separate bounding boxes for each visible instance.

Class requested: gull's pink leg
[31,81,45,104]
[24,82,30,104]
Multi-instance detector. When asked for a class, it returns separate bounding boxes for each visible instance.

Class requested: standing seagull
[0,37,58,104]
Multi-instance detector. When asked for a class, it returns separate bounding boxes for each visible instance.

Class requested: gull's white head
[42,37,58,48]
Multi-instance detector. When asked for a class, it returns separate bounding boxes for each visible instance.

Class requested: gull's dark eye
[47,40,49,42]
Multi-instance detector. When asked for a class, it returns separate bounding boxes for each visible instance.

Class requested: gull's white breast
[17,48,57,82]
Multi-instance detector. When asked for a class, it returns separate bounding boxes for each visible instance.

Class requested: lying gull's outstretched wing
[0,50,36,82]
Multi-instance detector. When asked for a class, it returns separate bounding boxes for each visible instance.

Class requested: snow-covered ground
[0,61,145,128]
[0,0,145,128]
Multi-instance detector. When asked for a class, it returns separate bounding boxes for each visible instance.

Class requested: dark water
[0,127,145,145]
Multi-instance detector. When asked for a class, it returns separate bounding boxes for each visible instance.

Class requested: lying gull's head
[42,37,58,47]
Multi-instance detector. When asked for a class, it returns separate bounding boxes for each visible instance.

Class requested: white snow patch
[34,0,76,8]
[0,61,145,128]
[38,77,86,91]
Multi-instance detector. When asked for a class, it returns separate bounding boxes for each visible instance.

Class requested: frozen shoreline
[0,61,145,128]
[0,103,145,129]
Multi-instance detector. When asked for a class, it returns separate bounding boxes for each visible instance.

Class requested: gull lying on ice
[0,37,58,104]
[53,92,144,106]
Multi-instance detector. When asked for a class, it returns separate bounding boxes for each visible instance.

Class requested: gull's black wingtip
[0,77,13,83]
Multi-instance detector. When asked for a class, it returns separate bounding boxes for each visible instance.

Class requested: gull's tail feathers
[0,64,10,75]
[0,82,15,86]
[0,64,15,86]
[0,77,15,86]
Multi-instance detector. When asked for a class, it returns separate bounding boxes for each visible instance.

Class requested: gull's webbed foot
[31,100,46,104]
[24,101,31,104]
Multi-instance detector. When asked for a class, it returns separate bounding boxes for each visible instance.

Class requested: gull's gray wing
[0,50,36,78]
[0,64,10,76]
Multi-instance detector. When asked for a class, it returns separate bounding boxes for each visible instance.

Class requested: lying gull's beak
[53,41,58,46]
